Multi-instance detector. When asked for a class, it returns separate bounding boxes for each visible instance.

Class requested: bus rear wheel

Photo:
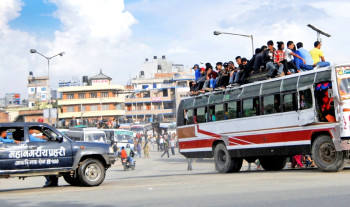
[312,135,348,172]
[214,143,242,173]
[260,156,287,171]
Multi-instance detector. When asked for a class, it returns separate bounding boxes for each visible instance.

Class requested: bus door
[298,86,316,126]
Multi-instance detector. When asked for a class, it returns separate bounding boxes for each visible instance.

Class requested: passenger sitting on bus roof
[203,65,218,92]
[191,67,206,94]
[234,57,250,85]
[229,57,242,86]
[215,62,224,88]
[274,41,286,77]
[253,46,266,74]
[221,62,230,87]
[228,60,237,85]
[189,64,200,92]
[264,40,278,79]
[285,41,303,73]
[309,41,330,68]
[216,62,230,89]
[295,42,315,71]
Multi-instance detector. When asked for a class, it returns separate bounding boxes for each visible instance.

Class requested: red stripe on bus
[179,127,334,150]
[196,125,221,139]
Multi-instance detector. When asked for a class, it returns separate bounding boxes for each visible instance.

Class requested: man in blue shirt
[0,130,19,144]
[294,42,315,71]
[193,64,200,81]
[29,128,46,142]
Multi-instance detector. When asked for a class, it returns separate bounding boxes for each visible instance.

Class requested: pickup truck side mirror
[56,136,63,143]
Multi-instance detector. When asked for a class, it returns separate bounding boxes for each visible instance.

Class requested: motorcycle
[121,158,136,171]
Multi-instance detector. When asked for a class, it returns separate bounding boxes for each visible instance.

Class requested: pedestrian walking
[136,142,142,158]
[161,138,170,158]
[151,136,155,151]
[159,136,164,151]
[144,139,150,158]
[112,142,118,157]
[170,138,176,155]
[156,135,160,151]
[187,158,193,171]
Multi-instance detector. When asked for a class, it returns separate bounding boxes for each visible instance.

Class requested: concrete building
[27,72,50,108]
[125,56,193,123]
[57,70,126,126]
[0,93,21,108]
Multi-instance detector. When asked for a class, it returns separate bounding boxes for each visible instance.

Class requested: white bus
[177,64,350,173]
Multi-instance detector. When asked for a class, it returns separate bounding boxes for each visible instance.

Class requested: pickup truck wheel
[63,174,81,186]
[78,158,106,186]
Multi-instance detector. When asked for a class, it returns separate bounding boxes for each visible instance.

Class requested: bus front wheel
[312,135,348,172]
[214,143,242,173]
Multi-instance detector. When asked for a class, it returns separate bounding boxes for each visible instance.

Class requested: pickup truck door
[0,142,28,171]
[26,126,73,170]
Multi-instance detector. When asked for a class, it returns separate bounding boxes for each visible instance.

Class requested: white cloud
[1,0,350,100]
[0,0,153,100]
[0,0,22,29]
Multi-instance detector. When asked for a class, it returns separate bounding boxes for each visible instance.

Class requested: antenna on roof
[307,24,331,43]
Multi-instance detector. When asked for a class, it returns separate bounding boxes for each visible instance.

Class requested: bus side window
[196,107,206,123]
[187,109,194,125]
[299,89,312,110]
[283,93,297,112]
[262,94,281,115]
[209,105,215,122]
[227,101,241,119]
[215,104,224,121]
[243,98,259,117]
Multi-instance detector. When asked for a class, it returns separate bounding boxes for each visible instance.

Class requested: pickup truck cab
[0,122,115,186]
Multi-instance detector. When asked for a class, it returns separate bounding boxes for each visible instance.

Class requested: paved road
[1,150,350,207]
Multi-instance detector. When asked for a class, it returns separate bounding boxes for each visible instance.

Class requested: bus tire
[311,135,348,172]
[214,143,242,173]
[260,156,287,171]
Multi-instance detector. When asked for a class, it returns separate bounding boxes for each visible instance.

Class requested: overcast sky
[1,0,350,99]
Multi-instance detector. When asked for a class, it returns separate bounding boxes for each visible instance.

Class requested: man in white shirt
[285,41,305,73]
[170,138,176,155]
[159,136,164,151]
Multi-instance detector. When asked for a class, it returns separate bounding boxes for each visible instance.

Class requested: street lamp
[307,24,331,43]
[30,49,65,124]
[213,31,254,56]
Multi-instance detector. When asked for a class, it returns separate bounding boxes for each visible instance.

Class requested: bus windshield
[114,131,133,142]
[338,78,350,99]
[336,66,350,100]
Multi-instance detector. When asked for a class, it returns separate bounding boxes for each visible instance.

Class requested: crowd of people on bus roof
[189,40,330,95]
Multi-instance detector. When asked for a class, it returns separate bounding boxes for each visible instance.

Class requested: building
[57,70,126,126]
[125,56,194,123]
[0,93,21,108]
[27,71,50,108]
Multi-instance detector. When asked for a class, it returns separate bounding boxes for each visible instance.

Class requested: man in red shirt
[120,146,127,159]
[274,41,286,77]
